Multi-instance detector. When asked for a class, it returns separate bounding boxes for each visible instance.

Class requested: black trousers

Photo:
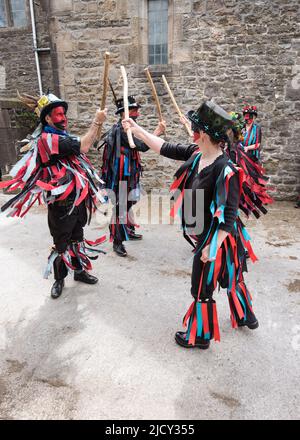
[191,242,255,320]
[48,201,87,280]
[191,256,214,300]
[109,199,136,244]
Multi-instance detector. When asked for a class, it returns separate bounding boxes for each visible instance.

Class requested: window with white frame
[148,0,168,65]
[0,0,28,28]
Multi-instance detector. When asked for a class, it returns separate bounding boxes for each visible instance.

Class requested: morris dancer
[228,111,273,218]
[242,105,262,163]
[122,101,272,350]
[101,95,165,257]
[0,92,107,299]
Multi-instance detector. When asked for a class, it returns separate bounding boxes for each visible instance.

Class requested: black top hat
[39,93,68,125]
[115,96,141,115]
[187,101,234,142]
[242,105,258,116]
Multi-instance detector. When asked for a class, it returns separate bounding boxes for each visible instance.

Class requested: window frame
[0,0,29,29]
[148,0,169,66]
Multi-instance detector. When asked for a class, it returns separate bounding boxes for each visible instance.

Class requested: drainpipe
[29,0,50,96]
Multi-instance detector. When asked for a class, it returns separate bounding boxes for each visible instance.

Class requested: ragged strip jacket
[0,124,106,276]
[100,121,149,242]
[170,148,272,344]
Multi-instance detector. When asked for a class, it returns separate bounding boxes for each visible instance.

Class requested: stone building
[0,0,299,199]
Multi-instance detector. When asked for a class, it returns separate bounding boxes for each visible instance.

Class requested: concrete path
[0,194,299,420]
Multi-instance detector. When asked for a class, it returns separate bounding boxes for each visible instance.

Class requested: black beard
[54,122,66,131]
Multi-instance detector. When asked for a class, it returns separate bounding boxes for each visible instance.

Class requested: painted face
[244,113,254,123]
[50,106,68,130]
[193,131,200,142]
[129,108,140,120]
[191,121,200,142]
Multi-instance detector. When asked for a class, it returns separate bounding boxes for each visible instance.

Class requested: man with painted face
[242,105,262,163]
[101,96,166,257]
[1,93,107,299]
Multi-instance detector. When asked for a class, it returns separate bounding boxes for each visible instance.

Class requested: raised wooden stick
[120,65,135,148]
[144,67,163,122]
[162,75,193,138]
[96,51,110,140]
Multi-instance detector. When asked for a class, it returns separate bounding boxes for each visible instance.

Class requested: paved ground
[0,193,299,420]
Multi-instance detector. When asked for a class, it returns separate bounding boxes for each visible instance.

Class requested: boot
[74,270,98,284]
[113,241,127,257]
[128,226,143,240]
[175,331,210,349]
[128,231,143,240]
[51,280,64,299]
[237,312,259,329]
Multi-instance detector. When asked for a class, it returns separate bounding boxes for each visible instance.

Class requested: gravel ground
[0,194,299,420]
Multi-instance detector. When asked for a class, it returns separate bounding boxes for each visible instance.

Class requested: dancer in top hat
[122,100,272,349]
[228,111,273,218]
[100,95,165,257]
[0,92,107,299]
[242,105,262,163]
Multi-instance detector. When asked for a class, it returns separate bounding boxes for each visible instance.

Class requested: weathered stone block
[55,34,74,52]
[88,2,98,13]
[172,46,192,64]
[286,82,300,101]
[50,0,72,13]
[0,66,6,90]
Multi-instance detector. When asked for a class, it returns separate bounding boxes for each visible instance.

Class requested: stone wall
[0,0,55,98]
[1,0,299,199]
[0,99,35,173]
[45,0,300,200]
[0,1,57,173]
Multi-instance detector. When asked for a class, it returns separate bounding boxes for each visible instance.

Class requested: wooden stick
[96,51,110,140]
[144,67,163,122]
[162,75,193,138]
[120,65,135,148]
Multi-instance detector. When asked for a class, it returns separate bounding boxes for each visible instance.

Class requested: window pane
[161,48,168,64]
[148,0,168,65]
[0,0,7,27]
[11,0,27,27]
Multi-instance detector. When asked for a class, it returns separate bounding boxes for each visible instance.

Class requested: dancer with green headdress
[122,100,272,349]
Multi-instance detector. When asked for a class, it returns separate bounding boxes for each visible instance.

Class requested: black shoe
[113,242,127,257]
[128,231,143,240]
[237,314,259,330]
[175,331,210,349]
[51,280,64,299]
[74,271,98,284]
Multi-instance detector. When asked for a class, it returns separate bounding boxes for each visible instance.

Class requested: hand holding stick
[162,75,193,138]
[120,65,135,148]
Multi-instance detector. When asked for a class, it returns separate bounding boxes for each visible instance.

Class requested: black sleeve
[160,142,197,161]
[134,137,149,152]
[219,172,240,233]
[55,135,81,158]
